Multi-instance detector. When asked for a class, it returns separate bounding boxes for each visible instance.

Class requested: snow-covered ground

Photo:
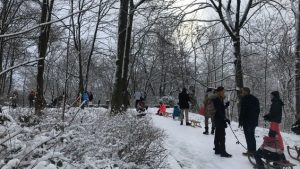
[147,108,300,169]
[1,106,299,169]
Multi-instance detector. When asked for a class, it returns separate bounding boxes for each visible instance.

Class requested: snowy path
[148,108,300,169]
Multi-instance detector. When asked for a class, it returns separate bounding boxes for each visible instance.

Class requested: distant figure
[137,98,148,113]
[11,90,18,108]
[28,90,36,107]
[156,101,166,116]
[88,92,94,105]
[173,104,181,119]
[51,95,63,107]
[81,91,89,109]
[178,87,191,126]
[134,91,143,108]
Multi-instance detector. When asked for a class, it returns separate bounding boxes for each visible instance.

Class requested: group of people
[173,86,293,168]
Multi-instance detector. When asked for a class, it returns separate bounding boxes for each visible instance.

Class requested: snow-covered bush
[0,107,166,169]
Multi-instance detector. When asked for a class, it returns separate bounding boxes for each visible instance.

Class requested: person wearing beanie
[212,86,232,157]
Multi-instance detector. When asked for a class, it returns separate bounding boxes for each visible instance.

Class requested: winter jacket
[260,135,284,154]
[212,96,229,128]
[158,103,166,113]
[239,94,260,127]
[204,93,218,118]
[292,119,300,135]
[264,98,283,123]
[173,105,181,117]
[179,91,190,109]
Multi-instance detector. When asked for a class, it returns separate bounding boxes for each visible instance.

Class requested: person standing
[239,87,260,155]
[179,87,191,126]
[203,88,217,135]
[212,86,231,157]
[263,91,285,154]
[134,91,142,108]
[28,90,36,107]
[11,90,18,108]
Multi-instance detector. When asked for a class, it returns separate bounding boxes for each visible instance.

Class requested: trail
[148,108,300,169]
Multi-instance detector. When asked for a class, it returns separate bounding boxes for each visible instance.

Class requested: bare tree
[295,0,300,120]
[35,0,55,115]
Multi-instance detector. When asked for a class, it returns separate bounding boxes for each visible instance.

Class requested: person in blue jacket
[173,104,181,119]
[81,91,89,109]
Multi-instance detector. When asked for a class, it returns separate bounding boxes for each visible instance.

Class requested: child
[156,101,166,116]
[253,128,288,169]
[173,104,180,119]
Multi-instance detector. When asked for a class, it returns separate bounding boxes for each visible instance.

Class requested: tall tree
[295,0,300,120]
[111,0,129,114]
[35,0,55,115]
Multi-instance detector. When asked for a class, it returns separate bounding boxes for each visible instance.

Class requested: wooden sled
[248,154,296,169]
[190,120,201,128]
[287,146,300,162]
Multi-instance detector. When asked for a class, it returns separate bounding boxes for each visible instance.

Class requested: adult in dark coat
[212,86,231,157]
[179,88,191,126]
[239,87,260,155]
[263,91,283,123]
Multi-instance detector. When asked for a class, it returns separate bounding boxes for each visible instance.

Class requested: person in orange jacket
[156,101,166,116]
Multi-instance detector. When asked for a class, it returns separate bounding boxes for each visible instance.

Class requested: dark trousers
[243,125,256,152]
[254,149,285,166]
[204,116,215,128]
[214,127,226,153]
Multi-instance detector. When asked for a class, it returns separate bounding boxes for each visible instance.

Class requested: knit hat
[271,91,280,99]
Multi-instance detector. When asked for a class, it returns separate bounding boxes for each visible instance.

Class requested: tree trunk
[121,1,134,109]
[35,0,54,115]
[111,0,129,114]
[295,0,300,120]
[233,36,244,96]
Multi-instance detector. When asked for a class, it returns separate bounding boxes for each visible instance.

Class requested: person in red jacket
[156,101,166,116]
[253,128,288,169]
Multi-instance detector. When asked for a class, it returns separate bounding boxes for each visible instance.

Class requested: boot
[220,152,232,158]
[180,121,183,125]
[211,127,215,135]
[213,147,220,155]
[186,122,191,126]
[203,127,209,135]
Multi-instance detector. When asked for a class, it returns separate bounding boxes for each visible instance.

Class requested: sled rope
[228,124,247,150]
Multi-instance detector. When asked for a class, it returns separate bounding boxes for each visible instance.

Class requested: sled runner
[190,120,201,128]
[248,154,296,169]
[287,146,300,162]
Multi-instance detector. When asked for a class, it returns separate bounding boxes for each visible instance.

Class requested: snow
[1,106,299,169]
[147,108,300,169]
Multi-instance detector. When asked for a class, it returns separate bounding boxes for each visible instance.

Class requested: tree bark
[233,36,244,96]
[35,0,54,115]
[295,0,300,120]
[111,0,129,114]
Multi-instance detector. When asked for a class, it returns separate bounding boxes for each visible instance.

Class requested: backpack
[206,99,216,117]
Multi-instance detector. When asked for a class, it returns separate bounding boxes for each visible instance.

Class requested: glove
[225,118,231,125]
[225,101,230,107]
[238,123,242,128]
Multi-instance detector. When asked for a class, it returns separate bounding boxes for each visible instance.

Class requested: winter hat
[182,88,187,92]
[215,86,224,92]
[271,91,280,99]
[206,88,213,93]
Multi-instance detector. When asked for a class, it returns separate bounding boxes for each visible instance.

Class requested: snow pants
[214,127,226,153]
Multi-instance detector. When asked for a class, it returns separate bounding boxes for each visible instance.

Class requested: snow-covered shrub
[63,110,167,169]
[0,107,166,169]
